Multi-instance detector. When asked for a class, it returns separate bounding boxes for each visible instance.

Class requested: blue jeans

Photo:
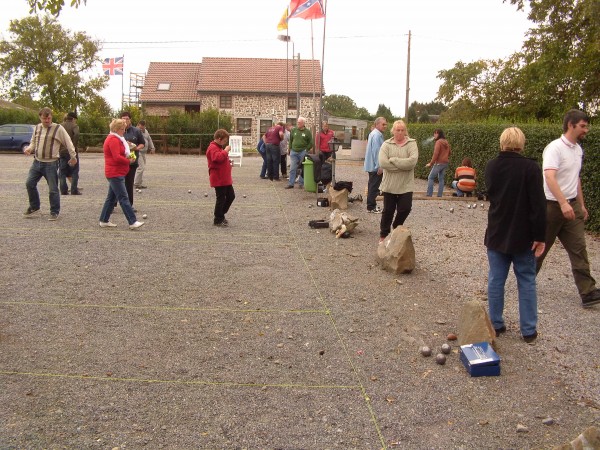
[259,149,267,178]
[265,143,281,180]
[100,176,137,225]
[426,163,448,197]
[487,248,538,336]
[288,150,306,187]
[26,159,60,215]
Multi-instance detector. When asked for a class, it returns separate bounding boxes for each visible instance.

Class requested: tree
[0,15,107,113]
[406,100,448,123]
[437,0,600,121]
[323,94,358,118]
[27,0,86,16]
[375,103,394,123]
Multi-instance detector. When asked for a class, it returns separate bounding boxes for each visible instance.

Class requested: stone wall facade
[144,93,321,147]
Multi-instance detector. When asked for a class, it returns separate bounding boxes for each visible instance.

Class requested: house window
[260,120,272,135]
[220,95,232,109]
[185,105,200,113]
[287,117,297,127]
[236,118,252,135]
[287,96,297,110]
[157,82,171,91]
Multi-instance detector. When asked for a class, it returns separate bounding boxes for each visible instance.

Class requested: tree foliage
[406,100,448,123]
[0,15,106,113]
[323,94,359,118]
[437,0,600,121]
[27,0,86,16]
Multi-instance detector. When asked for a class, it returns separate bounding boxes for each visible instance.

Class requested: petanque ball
[441,343,451,354]
[420,346,432,357]
[436,353,447,365]
[142,214,147,219]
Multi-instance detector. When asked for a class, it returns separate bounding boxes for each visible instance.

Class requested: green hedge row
[408,123,600,233]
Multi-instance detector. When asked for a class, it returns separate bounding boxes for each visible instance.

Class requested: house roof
[198,57,324,95]
[140,62,202,103]
[140,58,324,104]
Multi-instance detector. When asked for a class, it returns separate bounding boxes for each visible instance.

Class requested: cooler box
[459,342,501,377]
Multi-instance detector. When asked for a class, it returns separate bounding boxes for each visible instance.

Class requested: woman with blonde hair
[98,119,144,229]
[484,126,546,343]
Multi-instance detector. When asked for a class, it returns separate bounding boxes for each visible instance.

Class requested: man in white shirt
[536,109,600,307]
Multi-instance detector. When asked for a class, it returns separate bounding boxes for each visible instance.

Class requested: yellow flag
[277,7,289,31]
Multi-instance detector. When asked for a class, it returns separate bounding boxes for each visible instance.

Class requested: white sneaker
[129,221,145,230]
[368,206,383,214]
[99,221,117,228]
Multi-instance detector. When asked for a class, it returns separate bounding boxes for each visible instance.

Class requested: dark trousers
[380,191,413,238]
[214,185,235,224]
[367,171,382,210]
[59,154,79,193]
[536,200,596,295]
[280,154,287,176]
[265,143,281,180]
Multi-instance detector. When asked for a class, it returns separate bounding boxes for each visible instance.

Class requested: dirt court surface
[1,152,599,449]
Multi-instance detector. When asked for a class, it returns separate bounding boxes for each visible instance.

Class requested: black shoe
[452,193,458,197]
[61,191,69,195]
[523,331,538,343]
[222,219,228,225]
[214,221,228,227]
[71,190,82,195]
[581,288,600,307]
[494,326,506,337]
[285,185,294,189]
[260,176,268,179]
[23,207,41,217]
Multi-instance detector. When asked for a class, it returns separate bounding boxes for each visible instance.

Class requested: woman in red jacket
[206,129,235,226]
[99,119,144,229]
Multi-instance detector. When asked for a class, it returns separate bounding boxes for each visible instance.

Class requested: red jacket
[206,140,233,187]
[319,129,335,152]
[103,134,131,178]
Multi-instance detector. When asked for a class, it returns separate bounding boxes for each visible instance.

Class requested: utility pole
[405,30,411,120]
[296,53,301,120]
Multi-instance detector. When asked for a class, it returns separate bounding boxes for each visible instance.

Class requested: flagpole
[121,54,125,111]
[319,0,327,139]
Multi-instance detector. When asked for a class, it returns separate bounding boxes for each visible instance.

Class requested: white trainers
[99,221,117,228]
[129,221,145,230]
[367,206,383,214]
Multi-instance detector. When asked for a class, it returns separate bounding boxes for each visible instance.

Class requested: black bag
[333,181,353,193]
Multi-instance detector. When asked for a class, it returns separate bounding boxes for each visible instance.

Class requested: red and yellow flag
[277,7,289,31]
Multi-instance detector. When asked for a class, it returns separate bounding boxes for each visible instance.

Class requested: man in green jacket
[286,116,313,189]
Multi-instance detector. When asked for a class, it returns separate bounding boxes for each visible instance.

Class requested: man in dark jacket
[59,111,81,195]
[484,127,546,343]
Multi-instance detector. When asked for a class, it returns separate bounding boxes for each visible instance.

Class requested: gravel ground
[0,152,599,449]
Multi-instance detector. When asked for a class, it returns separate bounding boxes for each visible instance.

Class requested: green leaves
[0,15,106,113]
[439,0,600,121]
[27,0,86,16]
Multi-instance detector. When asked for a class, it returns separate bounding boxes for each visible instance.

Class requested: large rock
[457,300,496,346]
[552,426,600,450]
[376,226,415,274]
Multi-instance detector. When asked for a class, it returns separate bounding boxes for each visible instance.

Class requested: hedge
[408,123,599,233]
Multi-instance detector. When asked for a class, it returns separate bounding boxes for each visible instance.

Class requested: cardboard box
[459,342,501,377]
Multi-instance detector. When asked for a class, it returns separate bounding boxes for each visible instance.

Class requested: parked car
[0,124,35,152]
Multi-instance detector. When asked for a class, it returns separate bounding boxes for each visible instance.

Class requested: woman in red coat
[99,119,144,229]
[206,129,235,226]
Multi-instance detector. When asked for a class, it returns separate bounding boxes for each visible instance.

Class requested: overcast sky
[2,0,532,116]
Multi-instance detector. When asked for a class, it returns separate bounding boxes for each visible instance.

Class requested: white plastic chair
[228,135,243,167]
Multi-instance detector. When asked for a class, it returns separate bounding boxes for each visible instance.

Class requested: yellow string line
[273,183,387,448]
[0,371,360,390]
[1,301,327,315]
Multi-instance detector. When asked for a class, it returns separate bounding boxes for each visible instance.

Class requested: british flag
[102,57,124,76]
[289,0,325,20]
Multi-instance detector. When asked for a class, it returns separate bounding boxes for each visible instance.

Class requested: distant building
[140,57,324,145]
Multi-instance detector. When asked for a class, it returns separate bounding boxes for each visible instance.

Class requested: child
[452,158,476,197]
[206,129,235,226]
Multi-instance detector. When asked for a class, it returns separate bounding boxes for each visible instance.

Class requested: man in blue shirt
[363,117,388,213]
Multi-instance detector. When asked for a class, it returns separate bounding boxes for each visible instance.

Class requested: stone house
[140,57,324,145]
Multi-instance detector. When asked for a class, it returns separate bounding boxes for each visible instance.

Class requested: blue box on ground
[459,342,501,377]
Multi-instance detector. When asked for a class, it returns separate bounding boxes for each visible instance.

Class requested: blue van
[0,124,35,152]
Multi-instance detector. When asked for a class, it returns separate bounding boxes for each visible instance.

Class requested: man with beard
[536,109,600,307]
